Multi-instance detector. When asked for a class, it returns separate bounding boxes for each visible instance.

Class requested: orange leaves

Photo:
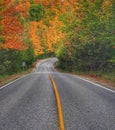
[33,0,62,6]
[37,16,64,52]
[102,0,113,7]
[0,0,26,50]
[47,17,64,47]
[3,16,23,34]
[2,36,26,50]
[29,15,64,55]
[30,22,43,55]
[0,0,81,54]
[15,1,30,18]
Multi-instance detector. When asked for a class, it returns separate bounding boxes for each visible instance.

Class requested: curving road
[0,58,115,130]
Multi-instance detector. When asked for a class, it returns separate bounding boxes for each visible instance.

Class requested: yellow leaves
[0,0,78,54]
[0,0,28,50]
[15,0,30,18]
[40,16,64,52]
[33,0,61,6]
[30,21,43,55]
[103,0,113,7]
[29,13,64,55]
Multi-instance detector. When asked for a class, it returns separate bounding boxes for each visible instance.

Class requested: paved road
[0,59,58,130]
[0,58,115,130]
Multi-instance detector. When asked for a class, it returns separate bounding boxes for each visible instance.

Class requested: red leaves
[3,36,26,50]
[4,16,23,34]
[15,1,30,18]
[1,0,26,50]
[3,15,25,50]
[30,22,43,55]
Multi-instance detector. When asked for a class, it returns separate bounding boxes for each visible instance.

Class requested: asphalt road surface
[0,58,115,130]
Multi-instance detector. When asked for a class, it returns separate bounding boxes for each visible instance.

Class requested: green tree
[57,0,114,72]
[29,4,45,21]
[22,36,35,68]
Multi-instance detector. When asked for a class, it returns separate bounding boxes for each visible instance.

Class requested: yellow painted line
[50,74,65,130]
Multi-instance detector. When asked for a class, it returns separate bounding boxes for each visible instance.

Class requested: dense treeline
[0,1,35,76]
[0,0,115,77]
[57,0,115,72]
[0,38,35,75]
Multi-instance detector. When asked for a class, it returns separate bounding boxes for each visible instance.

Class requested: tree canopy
[0,0,114,76]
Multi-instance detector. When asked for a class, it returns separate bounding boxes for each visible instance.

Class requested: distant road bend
[0,58,115,130]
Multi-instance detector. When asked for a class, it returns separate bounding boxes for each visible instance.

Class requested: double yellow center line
[49,74,65,130]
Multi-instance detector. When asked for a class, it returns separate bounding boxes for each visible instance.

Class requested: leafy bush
[0,37,5,43]
[57,1,114,72]
[29,4,45,21]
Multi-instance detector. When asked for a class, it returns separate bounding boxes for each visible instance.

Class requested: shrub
[29,4,45,21]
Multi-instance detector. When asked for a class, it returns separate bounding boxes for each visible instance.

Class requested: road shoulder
[54,64,115,90]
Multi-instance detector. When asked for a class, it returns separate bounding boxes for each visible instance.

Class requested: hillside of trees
[0,0,115,76]
[57,0,115,73]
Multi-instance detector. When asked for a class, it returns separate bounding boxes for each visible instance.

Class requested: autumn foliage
[0,0,71,53]
[30,21,43,55]
[0,0,114,75]
[0,1,26,50]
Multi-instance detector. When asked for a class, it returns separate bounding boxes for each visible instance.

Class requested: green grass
[56,63,115,83]
[75,71,115,83]
[0,68,33,87]
[0,68,32,80]
[0,75,9,80]
[94,71,115,82]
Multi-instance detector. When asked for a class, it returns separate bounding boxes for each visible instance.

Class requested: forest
[0,0,115,79]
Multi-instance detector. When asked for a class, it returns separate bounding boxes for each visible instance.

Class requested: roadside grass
[55,63,115,88]
[0,69,32,87]
[91,71,115,83]
[0,59,41,87]
[0,69,30,79]
[72,71,115,83]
